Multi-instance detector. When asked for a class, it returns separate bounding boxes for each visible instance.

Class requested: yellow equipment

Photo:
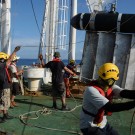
[98,63,119,81]
[70,59,75,64]
[0,52,9,60]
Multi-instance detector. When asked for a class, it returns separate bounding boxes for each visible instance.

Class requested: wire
[19,100,82,134]
[30,0,41,35]
[15,40,85,48]
[130,108,135,135]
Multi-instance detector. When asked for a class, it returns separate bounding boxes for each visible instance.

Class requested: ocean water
[17,59,81,66]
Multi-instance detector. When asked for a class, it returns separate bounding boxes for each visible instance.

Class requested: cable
[19,102,82,135]
[19,82,82,134]
[130,108,135,135]
[30,0,41,35]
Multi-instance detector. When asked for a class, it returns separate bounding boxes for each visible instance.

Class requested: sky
[10,0,135,60]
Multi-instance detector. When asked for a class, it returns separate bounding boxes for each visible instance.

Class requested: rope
[130,108,135,135]
[19,106,82,134]
[19,80,82,134]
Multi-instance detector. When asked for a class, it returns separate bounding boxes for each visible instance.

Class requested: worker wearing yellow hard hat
[0,46,21,123]
[12,55,20,62]
[80,63,135,135]
[0,52,9,62]
[63,59,76,98]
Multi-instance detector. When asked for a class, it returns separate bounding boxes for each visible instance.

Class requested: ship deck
[0,91,135,135]
[0,79,135,135]
[0,94,82,135]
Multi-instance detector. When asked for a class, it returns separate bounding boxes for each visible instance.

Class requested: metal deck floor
[0,95,135,135]
[0,95,82,135]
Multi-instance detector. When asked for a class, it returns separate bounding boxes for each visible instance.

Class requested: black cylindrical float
[71,12,135,33]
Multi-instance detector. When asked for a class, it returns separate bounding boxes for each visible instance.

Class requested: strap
[80,13,85,29]
[82,107,96,117]
[117,13,122,32]
[89,13,97,30]
[5,67,11,83]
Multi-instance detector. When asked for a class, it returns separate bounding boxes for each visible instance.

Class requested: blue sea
[17,59,81,66]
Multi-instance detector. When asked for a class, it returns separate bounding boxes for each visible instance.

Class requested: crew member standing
[39,52,76,110]
[0,46,21,123]
[80,63,135,135]
[9,55,23,108]
[63,59,76,98]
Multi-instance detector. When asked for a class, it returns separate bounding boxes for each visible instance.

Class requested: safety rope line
[18,81,82,134]
[19,104,82,134]
[130,108,135,135]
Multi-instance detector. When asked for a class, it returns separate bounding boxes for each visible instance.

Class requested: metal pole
[68,0,77,61]
[1,0,11,54]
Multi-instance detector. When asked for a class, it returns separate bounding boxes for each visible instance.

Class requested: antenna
[86,0,117,13]
[86,0,103,12]
[101,0,117,12]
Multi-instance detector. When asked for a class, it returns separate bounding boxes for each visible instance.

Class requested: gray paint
[81,32,135,89]
[125,34,135,89]
[93,32,115,79]
[113,33,132,87]
[80,32,98,82]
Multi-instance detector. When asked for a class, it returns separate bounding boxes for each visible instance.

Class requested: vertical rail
[38,0,47,58]
[1,0,11,54]
[68,0,77,61]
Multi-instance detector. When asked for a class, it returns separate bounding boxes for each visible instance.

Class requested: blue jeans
[81,123,119,135]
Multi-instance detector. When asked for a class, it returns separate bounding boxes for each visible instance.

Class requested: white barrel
[28,78,43,91]
[23,68,45,91]
[23,68,45,78]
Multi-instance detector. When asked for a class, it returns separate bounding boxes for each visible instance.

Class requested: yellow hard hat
[98,63,119,81]
[13,55,20,61]
[70,59,75,64]
[0,52,9,60]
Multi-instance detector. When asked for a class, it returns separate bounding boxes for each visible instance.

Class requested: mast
[68,0,77,61]
[38,0,48,58]
[0,0,11,54]
[39,0,69,63]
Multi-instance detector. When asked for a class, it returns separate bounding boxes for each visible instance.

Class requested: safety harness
[5,66,11,83]
[9,63,19,79]
[82,81,113,124]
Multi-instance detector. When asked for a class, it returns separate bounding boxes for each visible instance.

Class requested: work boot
[52,103,58,110]
[0,117,6,123]
[3,113,14,120]
[61,105,71,111]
